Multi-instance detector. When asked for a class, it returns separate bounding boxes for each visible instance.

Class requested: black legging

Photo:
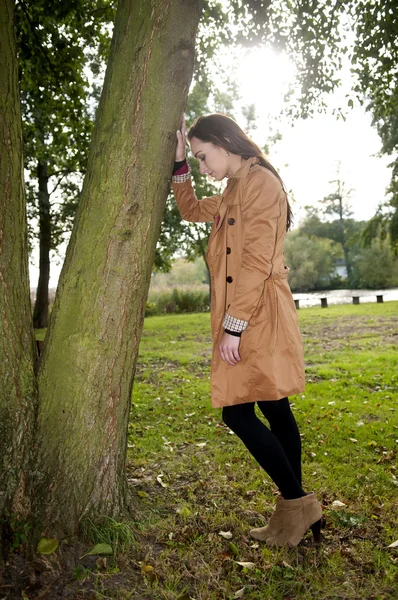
[222,397,305,500]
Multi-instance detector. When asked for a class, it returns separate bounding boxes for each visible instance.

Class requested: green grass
[37,302,398,598]
[101,301,398,599]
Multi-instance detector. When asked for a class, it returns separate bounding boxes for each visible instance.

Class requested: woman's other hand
[176,114,186,161]
[219,332,241,366]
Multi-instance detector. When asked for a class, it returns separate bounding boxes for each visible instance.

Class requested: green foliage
[329,510,368,529]
[80,542,113,559]
[16,0,115,249]
[81,516,136,556]
[301,208,364,249]
[363,179,398,255]
[37,537,58,554]
[350,241,398,289]
[152,257,208,287]
[298,202,398,289]
[300,177,366,286]
[284,231,338,291]
[145,288,210,317]
[3,517,31,554]
[271,0,398,248]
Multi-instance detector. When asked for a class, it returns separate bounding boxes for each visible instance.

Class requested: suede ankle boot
[249,496,284,541]
[266,492,322,547]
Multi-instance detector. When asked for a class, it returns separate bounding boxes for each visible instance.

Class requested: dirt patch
[302,315,398,351]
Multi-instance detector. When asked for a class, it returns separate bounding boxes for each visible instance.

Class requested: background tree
[284,231,337,292]
[320,176,355,283]
[269,0,398,249]
[300,173,365,285]
[362,109,398,254]
[16,0,115,327]
[351,240,398,289]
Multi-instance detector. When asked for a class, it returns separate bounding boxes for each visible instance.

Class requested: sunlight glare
[236,47,296,118]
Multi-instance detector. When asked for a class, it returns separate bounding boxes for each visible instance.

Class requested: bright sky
[229,46,392,224]
[29,45,392,289]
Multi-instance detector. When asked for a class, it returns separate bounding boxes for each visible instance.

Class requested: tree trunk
[0,0,37,547]
[337,195,352,283]
[34,0,204,535]
[32,161,50,329]
[194,227,211,295]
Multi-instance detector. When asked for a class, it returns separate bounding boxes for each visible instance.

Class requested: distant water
[293,288,398,308]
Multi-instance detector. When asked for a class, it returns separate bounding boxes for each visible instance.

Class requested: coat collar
[228,156,259,179]
[213,158,260,234]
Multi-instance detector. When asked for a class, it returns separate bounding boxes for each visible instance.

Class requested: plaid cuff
[223,313,249,333]
[172,164,191,183]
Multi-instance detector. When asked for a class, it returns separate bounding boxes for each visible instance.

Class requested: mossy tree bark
[0,0,38,543]
[34,0,204,535]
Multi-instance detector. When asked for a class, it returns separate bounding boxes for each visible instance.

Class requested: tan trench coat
[172,157,305,408]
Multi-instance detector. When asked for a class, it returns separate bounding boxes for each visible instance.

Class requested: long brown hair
[188,113,293,231]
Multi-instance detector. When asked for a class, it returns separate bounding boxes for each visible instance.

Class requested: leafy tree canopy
[266,0,398,248]
[16,0,116,247]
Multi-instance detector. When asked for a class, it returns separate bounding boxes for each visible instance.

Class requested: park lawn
[117,302,397,599]
[34,302,398,598]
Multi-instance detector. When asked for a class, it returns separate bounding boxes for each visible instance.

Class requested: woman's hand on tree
[176,114,186,161]
[219,332,241,366]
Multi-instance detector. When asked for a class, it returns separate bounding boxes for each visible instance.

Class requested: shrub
[145,287,210,316]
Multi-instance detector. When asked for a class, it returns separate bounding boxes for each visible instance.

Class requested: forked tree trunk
[0,0,37,543]
[34,0,204,535]
[32,161,51,329]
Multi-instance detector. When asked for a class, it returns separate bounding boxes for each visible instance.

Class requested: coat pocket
[248,282,269,326]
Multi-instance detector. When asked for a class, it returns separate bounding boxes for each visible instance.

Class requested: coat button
[228,217,235,225]
[226,276,233,283]
[226,247,231,254]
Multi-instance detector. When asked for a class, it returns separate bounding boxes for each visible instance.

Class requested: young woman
[171,113,322,547]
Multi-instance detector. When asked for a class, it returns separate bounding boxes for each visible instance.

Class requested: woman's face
[189,137,229,181]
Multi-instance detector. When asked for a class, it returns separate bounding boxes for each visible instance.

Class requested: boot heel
[310,519,322,543]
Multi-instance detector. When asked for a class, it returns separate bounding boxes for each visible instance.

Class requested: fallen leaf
[234,561,256,569]
[228,542,239,556]
[80,543,113,559]
[156,474,167,488]
[142,564,154,573]
[37,538,58,555]
[95,557,107,569]
[219,530,233,539]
